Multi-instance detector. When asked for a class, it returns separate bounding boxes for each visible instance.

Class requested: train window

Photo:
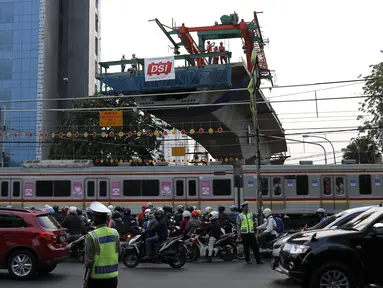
[335,177,345,196]
[36,181,54,197]
[87,181,95,197]
[188,180,197,196]
[13,182,20,197]
[213,179,231,196]
[123,180,141,196]
[54,181,71,197]
[273,178,282,196]
[323,177,332,196]
[261,178,269,196]
[359,175,372,195]
[142,180,159,197]
[296,175,309,195]
[176,180,184,196]
[1,181,8,197]
[99,181,107,197]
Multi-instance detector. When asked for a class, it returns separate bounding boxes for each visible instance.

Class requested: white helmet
[157,207,164,212]
[144,208,151,214]
[68,206,77,214]
[209,211,219,220]
[6,205,12,208]
[147,202,153,208]
[317,208,326,214]
[108,205,114,212]
[182,211,191,219]
[205,207,212,213]
[90,202,111,214]
[263,208,272,218]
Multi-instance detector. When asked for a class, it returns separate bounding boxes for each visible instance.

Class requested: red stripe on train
[245,197,383,201]
[0,198,235,203]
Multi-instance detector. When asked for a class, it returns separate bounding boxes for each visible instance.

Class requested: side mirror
[372,223,383,235]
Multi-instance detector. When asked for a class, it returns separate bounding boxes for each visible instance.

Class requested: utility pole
[250,56,263,223]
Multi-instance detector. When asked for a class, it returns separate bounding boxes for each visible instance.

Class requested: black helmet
[77,209,83,216]
[218,205,225,212]
[154,209,164,219]
[112,211,121,219]
[124,207,131,215]
[52,205,59,212]
[187,205,194,213]
[115,206,123,212]
[163,205,173,213]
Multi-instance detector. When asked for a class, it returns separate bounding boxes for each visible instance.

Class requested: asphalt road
[0,259,299,288]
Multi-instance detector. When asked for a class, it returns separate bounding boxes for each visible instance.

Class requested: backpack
[275,217,284,233]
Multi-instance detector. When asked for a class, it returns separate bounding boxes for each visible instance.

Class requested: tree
[357,53,383,144]
[342,136,380,164]
[48,96,169,164]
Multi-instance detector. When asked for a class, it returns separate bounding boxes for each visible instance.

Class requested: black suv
[274,206,383,288]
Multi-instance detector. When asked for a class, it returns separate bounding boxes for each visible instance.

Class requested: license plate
[272,248,280,257]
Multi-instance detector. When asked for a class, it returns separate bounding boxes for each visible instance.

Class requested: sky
[100,0,383,164]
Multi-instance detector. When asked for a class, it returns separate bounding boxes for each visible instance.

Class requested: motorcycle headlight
[282,243,310,255]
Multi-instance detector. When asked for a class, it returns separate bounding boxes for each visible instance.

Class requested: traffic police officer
[83,202,120,288]
[236,201,263,265]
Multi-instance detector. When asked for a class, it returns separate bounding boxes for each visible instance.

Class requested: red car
[0,207,68,280]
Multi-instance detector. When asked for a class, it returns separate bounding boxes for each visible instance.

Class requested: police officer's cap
[241,201,249,207]
[90,202,111,215]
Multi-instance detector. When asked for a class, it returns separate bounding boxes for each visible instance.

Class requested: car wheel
[309,262,358,288]
[38,264,57,275]
[7,250,37,280]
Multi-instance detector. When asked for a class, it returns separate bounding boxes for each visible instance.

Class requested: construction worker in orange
[206,41,214,64]
[213,46,219,64]
[219,42,227,64]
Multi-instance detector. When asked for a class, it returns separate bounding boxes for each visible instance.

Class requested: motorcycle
[68,234,86,261]
[188,230,240,262]
[122,227,187,269]
[258,232,289,254]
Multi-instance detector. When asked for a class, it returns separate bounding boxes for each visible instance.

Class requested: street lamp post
[302,135,336,164]
[261,134,328,164]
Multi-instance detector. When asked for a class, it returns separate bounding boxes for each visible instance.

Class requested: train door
[0,179,10,206]
[85,179,97,208]
[97,179,110,205]
[173,178,199,209]
[173,178,186,208]
[270,176,284,215]
[322,175,347,213]
[260,177,270,210]
[11,179,22,207]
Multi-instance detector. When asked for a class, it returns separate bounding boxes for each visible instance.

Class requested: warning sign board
[99,111,123,127]
[172,147,186,157]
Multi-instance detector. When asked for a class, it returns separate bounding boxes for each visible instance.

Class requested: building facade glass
[0,0,40,166]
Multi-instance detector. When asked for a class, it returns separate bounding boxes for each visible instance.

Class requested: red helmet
[191,210,199,218]
[142,204,149,211]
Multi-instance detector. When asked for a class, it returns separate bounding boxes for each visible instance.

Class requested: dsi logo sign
[144,56,175,82]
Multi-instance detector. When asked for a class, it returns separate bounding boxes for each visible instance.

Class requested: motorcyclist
[107,210,116,228]
[115,206,124,213]
[218,205,231,228]
[162,205,174,227]
[317,208,327,222]
[180,210,191,234]
[112,211,125,233]
[257,208,278,247]
[186,205,194,213]
[147,202,154,209]
[143,209,168,260]
[174,205,184,226]
[52,205,63,223]
[61,206,85,242]
[143,209,157,235]
[122,208,137,233]
[108,205,115,213]
[185,210,203,235]
[205,211,222,262]
[138,204,149,226]
[203,207,212,222]
[77,209,88,226]
[229,205,239,225]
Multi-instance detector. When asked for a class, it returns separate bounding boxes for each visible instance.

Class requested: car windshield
[309,213,344,230]
[36,214,61,230]
[340,209,381,231]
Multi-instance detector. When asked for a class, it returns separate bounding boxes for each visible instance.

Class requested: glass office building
[0,0,41,166]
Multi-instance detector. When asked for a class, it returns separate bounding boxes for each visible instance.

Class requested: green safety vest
[88,226,119,279]
[239,212,254,234]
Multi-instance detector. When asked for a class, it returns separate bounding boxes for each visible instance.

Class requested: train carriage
[0,160,236,213]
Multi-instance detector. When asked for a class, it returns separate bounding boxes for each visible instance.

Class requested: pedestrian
[121,54,126,72]
[206,41,214,64]
[219,42,227,64]
[83,202,120,288]
[236,201,263,265]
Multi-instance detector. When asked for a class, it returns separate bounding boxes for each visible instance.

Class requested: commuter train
[0,160,382,215]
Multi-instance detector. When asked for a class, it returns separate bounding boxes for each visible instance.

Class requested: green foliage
[342,136,380,164]
[357,53,383,143]
[48,96,170,163]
